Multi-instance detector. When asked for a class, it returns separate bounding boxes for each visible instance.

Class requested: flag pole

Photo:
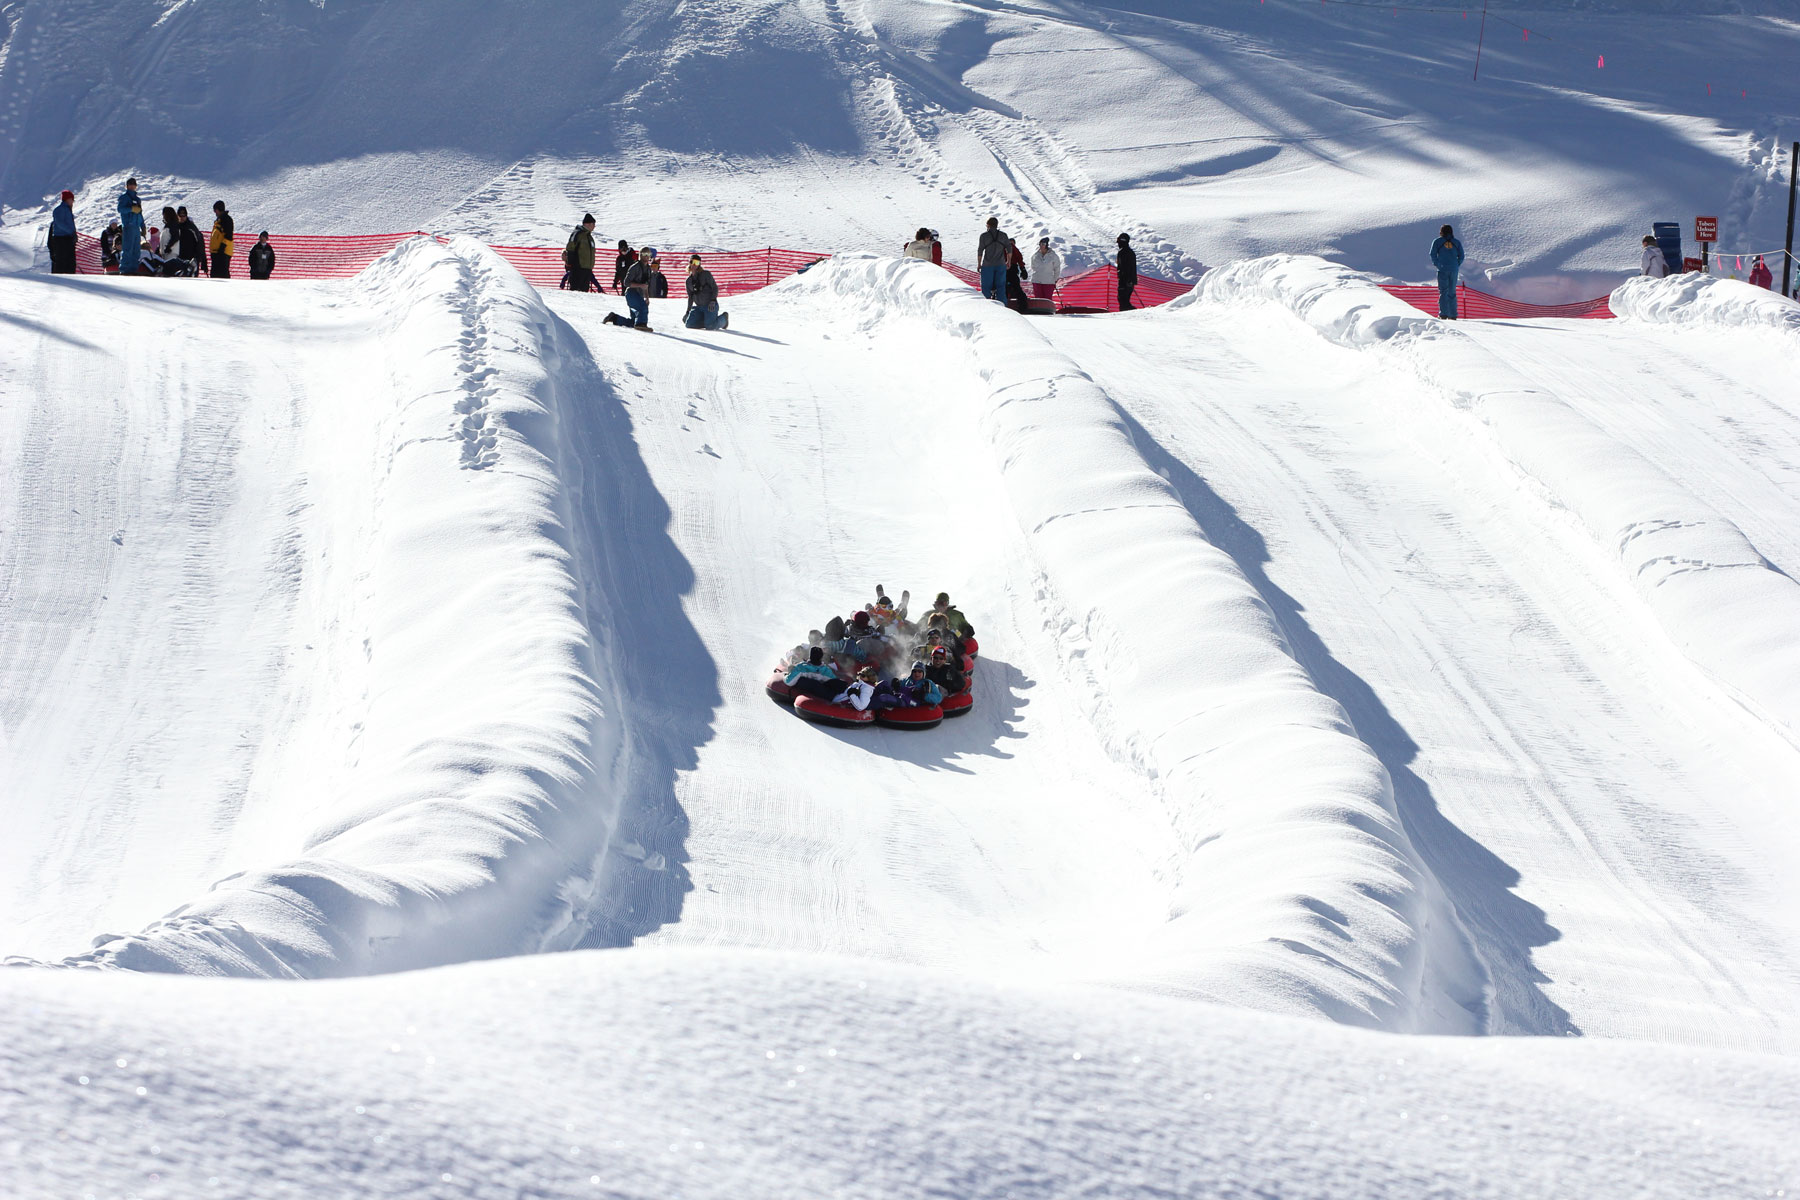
[1472,0,1490,81]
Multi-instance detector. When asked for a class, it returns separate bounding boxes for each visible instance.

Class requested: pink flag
[1597,54,1604,68]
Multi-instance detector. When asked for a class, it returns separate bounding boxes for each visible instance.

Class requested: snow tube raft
[963,636,979,659]
[940,690,973,718]
[766,672,796,706]
[875,703,944,730]
[794,695,875,728]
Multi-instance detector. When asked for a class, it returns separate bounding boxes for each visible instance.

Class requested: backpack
[563,229,580,269]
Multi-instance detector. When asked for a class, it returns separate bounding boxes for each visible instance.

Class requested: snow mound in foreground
[5,948,1797,1199]
[1190,254,1800,752]
[1612,273,1800,338]
[774,255,1488,1033]
[37,237,623,977]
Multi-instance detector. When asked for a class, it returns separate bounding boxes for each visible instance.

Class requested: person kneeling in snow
[833,665,881,711]
[785,646,844,700]
[683,255,729,330]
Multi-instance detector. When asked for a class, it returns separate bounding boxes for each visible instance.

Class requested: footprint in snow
[111,531,123,546]
[699,444,721,459]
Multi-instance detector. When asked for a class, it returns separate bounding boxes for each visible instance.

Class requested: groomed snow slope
[1,234,632,975]
[6,949,1800,1200]
[4,1,1797,286]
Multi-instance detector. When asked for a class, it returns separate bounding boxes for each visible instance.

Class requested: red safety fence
[1380,283,1614,320]
[75,230,428,278]
[64,232,1617,320]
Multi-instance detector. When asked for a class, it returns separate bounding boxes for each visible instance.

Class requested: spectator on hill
[209,200,235,278]
[249,231,276,280]
[1640,234,1671,279]
[158,206,178,259]
[100,219,122,271]
[1005,240,1030,312]
[978,217,1010,302]
[174,207,207,275]
[48,190,78,274]
[1430,223,1464,320]
[612,239,637,291]
[904,227,934,261]
[649,253,669,299]
[565,214,598,293]
[1028,237,1060,300]
[117,179,145,276]
[1116,232,1137,311]
[1748,256,1773,290]
[683,255,729,330]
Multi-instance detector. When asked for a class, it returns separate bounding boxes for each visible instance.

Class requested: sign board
[1683,257,1704,274]
[1695,216,1718,242]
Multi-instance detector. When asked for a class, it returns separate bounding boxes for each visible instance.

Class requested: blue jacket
[894,675,941,706]
[1430,236,1464,275]
[784,661,839,686]
[50,202,75,237]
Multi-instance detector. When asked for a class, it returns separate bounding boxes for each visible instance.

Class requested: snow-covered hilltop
[3,2,1799,1197]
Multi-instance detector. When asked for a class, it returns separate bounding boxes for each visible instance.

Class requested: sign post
[1784,143,1796,299]
[1695,215,1717,273]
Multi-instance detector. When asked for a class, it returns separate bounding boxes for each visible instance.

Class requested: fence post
[765,250,771,289]
[1784,140,1797,299]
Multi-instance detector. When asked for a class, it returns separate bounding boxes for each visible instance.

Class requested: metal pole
[1472,0,1490,81]
[1784,140,1797,299]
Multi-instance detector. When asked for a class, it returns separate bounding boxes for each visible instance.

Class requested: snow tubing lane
[875,705,944,730]
[794,696,875,727]
[940,691,974,718]
[767,674,797,706]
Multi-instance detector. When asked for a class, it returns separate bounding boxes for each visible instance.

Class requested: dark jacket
[686,267,719,310]
[1430,236,1464,275]
[568,226,595,270]
[623,259,651,296]
[613,248,637,289]
[1117,244,1138,285]
[176,219,206,262]
[248,241,276,279]
[650,268,668,299]
[926,661,966,695]
[978,228,1010,268]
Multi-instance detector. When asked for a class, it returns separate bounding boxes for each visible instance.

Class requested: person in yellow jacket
[209,200,235,279]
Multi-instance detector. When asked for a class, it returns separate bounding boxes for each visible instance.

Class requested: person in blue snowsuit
[116,179,146,276]
[1430,224,1464,320]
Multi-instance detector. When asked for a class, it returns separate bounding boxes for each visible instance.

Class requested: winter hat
[910,660,926,673]
[213,200,225,212]
[258,230,269,239]
[643,246,658,258]
[873,595,893,610]
[809,646,825,665]
[930,645,949,661]
[857,665,880,682]
[934,592,950,606]
[582,213,595,225]
[1116,232,1130,244]
[851,610,871,628]
[60,190,73,202]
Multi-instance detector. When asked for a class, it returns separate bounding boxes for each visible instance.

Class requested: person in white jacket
[1028,237,1061,299]
[1640,235,1672,278]
[903,227,934,261]
[832,665,881,711]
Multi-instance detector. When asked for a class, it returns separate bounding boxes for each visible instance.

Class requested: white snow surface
[4,0,1800,1193]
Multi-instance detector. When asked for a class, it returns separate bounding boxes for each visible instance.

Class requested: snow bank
[43,237,623,977]
[1612,272,1800,338]
[776,255,1481,1033]
[6,948,1798,1199]
[1195,255,1800,750]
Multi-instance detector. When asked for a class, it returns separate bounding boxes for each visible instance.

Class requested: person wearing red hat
[48,189,78,274]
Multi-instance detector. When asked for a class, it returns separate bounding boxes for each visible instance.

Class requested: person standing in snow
[116,179,146,276]
[1748,256,1773,290]
[930,230,943,265]
[683,255,728,330]
[209,200,235,279]
[1004,240,1030,312]
[565,214,598,293]
[1640,234,1671,278]
[611,239,637,291]
[978,217,1010,302]
[249,231,276,280]
[904,227,934,261]
[48,190,78,274]
[1430,224,1464,320]
[1028,237,1060,301]
[1115,233,1138,311]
